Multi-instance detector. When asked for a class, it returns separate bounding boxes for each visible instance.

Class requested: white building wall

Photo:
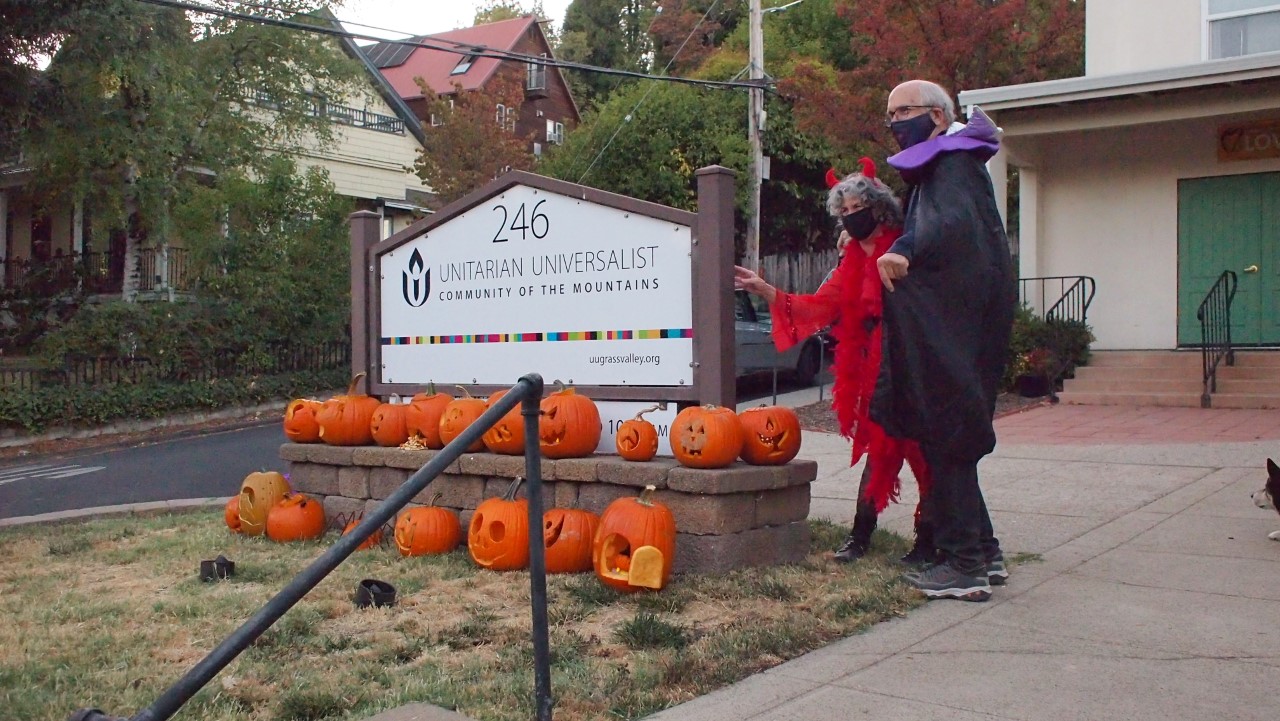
[1086,0,1203,75]
[1026,117,1280,350]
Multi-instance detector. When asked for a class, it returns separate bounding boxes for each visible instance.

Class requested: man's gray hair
[827,173,903,228]
[917,80,956,124]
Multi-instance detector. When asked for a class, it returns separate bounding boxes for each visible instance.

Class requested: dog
[1254,459,1280,541]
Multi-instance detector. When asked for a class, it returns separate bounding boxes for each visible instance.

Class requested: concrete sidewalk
[647,398,1280,721]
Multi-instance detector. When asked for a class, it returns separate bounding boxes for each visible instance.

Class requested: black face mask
[840,207,877,241]
[890,111,939,151]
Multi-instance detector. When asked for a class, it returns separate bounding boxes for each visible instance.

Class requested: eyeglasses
[884,105,937,127]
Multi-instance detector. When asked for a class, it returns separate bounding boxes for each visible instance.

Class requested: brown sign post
[348,166,736,410]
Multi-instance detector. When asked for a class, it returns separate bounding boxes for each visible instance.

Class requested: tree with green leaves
[559,0,655,110]
[21,0,364,301]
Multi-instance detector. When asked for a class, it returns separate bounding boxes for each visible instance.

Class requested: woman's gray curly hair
[826,173,903,228]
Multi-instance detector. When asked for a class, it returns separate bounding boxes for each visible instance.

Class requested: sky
[337,0,575,40]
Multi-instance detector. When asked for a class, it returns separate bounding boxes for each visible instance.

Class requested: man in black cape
[872,79,1016,602]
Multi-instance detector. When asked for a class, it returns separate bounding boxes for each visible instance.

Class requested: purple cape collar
[888,106,1001,172]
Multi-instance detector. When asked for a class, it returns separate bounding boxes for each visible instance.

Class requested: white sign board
[378,185,694,387]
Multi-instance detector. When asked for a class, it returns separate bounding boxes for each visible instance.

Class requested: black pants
[920,445,999,576]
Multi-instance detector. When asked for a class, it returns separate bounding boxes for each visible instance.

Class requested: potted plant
[1015,347,1056,398]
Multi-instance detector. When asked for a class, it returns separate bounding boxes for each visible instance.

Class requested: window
[495,104,517,131]
[451,54,475,75]
[526,54,547,91]
[430,113,443,127]
[546,120,564,145]
[1207,1,1280,59]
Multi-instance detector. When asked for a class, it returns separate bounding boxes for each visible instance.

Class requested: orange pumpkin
[543,507,600,574]
[394,493,462,556]
[738,404,802,465]
[283,398,322,443]
[370,395,411,447]
[237,471,291,536]
[439,386,487,452]
[482,389,526,455]
[266,493,327,542]
[670,405,743,469]
[615,405,661,462]
[342,513,384,551]
[468,477,529,571]
[593,485,676,592]
[317,373,380,446]
[404,383,453,449]
[539,382,601,459]
[224,496,242,533]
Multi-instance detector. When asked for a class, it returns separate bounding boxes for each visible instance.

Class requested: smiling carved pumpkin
[539,382,601,459]
[468,477,529,571]
[395,494,462,556]
[283,398,323,443]
[370,395,411,447]
[615,405,661,462]
[593,485,676,592]
[543,507,600,574]
[439,386,487,452]
[737,404,802,465]
[342,513,385,551]
[481,389,526,455]
[670,405,743,469]
[316,373,379,446]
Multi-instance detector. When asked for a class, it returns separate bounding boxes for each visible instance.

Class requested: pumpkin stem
[426,381,437,395]
[504,476,525,501]
[552,379,567,394]
[428,491,444,508]
[638,484,657,506]
[634,404,662,420]
[347,372,367,396]
[456,385,473,399]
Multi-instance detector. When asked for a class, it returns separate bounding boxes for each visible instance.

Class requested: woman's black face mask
[840,207,877,241]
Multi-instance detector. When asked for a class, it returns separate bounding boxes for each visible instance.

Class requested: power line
[132,0,768,92]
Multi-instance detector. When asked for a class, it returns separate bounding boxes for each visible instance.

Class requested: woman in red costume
[734,158,935,564]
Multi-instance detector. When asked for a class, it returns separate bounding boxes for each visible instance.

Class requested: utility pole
[745,0,764,273]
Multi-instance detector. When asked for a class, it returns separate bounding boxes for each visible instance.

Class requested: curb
[0,497,228,529]
[0,400,291,450]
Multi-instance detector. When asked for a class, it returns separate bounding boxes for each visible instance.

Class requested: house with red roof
[366,15,580,158]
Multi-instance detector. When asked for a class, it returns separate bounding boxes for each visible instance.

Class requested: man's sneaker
[899,542,937,568]
[986,553,1009,586]
[902,562,991,602]
[833,535,870,564]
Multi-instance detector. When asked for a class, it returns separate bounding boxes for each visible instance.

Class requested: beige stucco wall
[1009,113,1280,350]
[1087,0,1203,75]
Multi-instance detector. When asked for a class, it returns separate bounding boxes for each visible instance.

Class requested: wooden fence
[760,249,840,295]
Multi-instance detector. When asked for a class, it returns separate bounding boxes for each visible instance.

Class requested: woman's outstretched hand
[734,265,777,305]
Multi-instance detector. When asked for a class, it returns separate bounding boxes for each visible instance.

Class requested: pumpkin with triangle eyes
[737,404,802,465]
[670,405,743,469]
[539,382,601,459]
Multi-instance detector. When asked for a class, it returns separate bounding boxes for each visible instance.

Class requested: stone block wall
[279,443,817,574]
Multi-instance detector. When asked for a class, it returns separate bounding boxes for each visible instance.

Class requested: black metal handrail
[1197,270,1237,408]
[1018,275,1097,324]
[70,373,553,721]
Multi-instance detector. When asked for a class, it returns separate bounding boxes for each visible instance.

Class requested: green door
[1178,172,1280,346]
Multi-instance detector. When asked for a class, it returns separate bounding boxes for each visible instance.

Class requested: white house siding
[1004,104,1280,350]
[1086,0,1202,75]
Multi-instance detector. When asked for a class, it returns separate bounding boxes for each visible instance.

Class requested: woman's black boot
[834,502,877,563]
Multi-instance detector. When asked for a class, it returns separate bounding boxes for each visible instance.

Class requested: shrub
[1004,306,1094,390]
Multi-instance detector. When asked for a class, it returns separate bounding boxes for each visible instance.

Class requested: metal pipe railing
[69,373,552,721]
[1197,271,1237,408]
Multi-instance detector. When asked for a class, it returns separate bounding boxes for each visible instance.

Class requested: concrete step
[1072,366,1194,381]
[1217,365,1280,380]
[1228,351,1280,367]
[1063,378,1203,394]
[1056,390,1202,407]
[1207,393,1280,409]
[1214,378,1280,394]
[1087,351,1202,369]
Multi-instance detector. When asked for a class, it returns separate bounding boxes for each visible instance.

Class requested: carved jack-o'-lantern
[395,494,462,556]
[539,382,601,459]
[468,477,530,571]
[283,398,322,443]
[481,389,526,455]
[316,373,379,446]
[439,386,487,452]
[342,513,385,551]
[615,405,661,462]
[266,493,326,542]
[737,404,802,465]
[543,507,600,574]
[404,383,453,449]
[670,405,743,469]
[370,395,411,448]
[593,485,676,592]
[237,471,291,536]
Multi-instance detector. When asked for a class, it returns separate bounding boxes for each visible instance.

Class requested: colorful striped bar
[380,328,693,346]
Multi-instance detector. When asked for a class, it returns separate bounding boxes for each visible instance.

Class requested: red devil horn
[857,156,876,180]
[824,168,840,189]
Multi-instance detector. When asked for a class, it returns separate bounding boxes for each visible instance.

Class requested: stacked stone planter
[279,443,816,574]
